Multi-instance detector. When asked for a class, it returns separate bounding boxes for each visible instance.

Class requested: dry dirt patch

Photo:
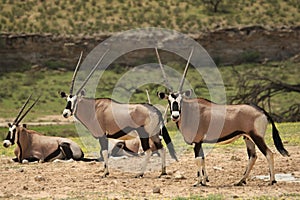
[0,146,299,199]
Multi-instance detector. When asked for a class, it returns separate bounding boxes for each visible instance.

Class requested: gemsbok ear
[8,123,12,127]
[60,91,67,98]
[183,89,193,97]
[157,92,167,99]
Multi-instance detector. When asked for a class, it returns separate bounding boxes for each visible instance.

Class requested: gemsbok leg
[135,127,152,178]
[150,135,167,177]
[193,142,209,186]
[99,136,109,177]
[250,131,276,185]
[235,137,257,186]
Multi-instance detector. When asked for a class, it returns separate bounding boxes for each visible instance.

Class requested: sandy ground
[0,145,299,200]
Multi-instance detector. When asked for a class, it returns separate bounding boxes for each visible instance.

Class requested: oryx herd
[2,48,289,186]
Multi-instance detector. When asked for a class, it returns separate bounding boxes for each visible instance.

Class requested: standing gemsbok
[155,48,289,186]
[3,95,94,163]
[60,51,177,178]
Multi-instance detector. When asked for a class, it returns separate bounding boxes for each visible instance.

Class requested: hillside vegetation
[0,0,299,35]
[0,0,299,122]
[0,60,298,122]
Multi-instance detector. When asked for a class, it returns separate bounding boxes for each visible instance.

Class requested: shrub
[240,50,260,63]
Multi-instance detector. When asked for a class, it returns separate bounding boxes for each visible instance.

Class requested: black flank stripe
[44,146,61,162]
[106,127,134,139]
[203,131,245,143]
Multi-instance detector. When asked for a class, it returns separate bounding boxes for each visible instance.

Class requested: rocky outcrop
[0,26,299,72]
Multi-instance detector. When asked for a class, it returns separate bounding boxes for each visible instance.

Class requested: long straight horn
[178,47,194,92]
[145,89,151,104]
[155,48,172,91]
[75,49,109,95]
[70,51,83,95]
[16,96,41,125]
[13,94,32,124]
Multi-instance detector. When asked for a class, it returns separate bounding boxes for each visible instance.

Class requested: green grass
[0,70,71,119]
[0,60,299,121]
[0,0,299,35]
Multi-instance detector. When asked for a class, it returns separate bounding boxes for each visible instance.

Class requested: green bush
[240,50,260,63]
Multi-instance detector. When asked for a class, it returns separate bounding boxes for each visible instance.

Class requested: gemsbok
[155,48,289,186]
[3,95,96,163]
[60,51,178,178]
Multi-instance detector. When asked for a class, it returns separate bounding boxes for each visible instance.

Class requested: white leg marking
[136,149,151,178]
[158,148,166,176]
[194,157,207,186]
[236,139,257,186]
[102,150,109,177]
[266,150,276,184]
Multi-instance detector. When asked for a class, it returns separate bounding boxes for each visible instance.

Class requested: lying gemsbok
[109,134,159,158]
[3,95,96,163]
[60,51,177,178]
[155,48,289,186]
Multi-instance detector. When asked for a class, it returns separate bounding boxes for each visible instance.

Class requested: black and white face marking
[62,94,78,118]
[158,90,192,122]
[168,92,183,122]
[3,123,17,148]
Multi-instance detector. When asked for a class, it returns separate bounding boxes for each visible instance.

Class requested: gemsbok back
[3,95,95,163]
[60,51,177,178]
[155,48,289,186]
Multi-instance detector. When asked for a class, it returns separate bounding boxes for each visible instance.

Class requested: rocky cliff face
[0,26,299,72]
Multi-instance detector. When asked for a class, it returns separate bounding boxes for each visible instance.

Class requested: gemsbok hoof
[158,172,168,178]
[270,180,277,185]
[101,172,109,178]
[134,173,144,178]
[193,182,207,187]
[234,180,246,186]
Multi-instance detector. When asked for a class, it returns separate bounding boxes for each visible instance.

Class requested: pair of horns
[69,49,110,96]
[155,47,194,92]
[13,94,40,126]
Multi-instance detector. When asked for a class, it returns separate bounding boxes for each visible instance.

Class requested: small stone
[34,175,45,182]
[93,179,101,183]
[152,187,160,194]
[213,166,223,171]
[19,168,25,173]
[23,186,28,190]
[230,156,241,161]
[174,171,186,180]
[89,161,97,165]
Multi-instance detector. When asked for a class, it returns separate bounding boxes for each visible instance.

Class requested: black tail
[161,126,178,161]
[252,104,290,157]
[78,150,99,162]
